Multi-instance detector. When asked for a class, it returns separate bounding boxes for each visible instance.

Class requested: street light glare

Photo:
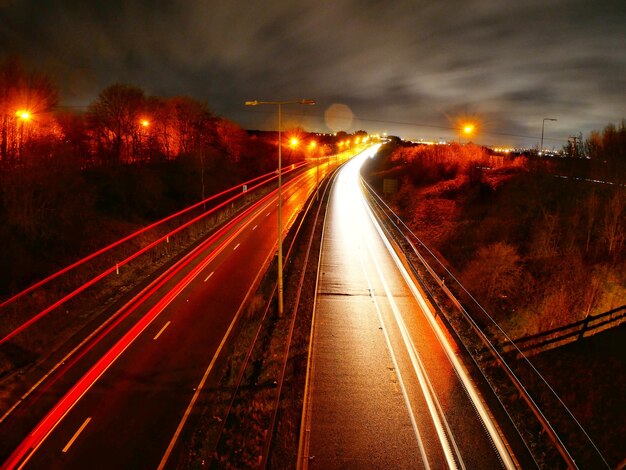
[463,124,474,134]
[16,110,31,120]
[141,119,150,127]
[290,137,299,147]
[244,100,259,106]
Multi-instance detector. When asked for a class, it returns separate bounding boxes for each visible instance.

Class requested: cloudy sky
[1,0,625,147]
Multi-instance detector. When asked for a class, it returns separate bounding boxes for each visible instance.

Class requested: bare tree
[530,210,561,259]
[462,242,524,313]
[0,57,58,165]
[584,192,599,254]
[602,190,625,259]
[168,96,212,156]
[215,118,246,163]
[87,84,145,164]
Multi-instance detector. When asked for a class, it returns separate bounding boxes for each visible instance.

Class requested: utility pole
[568,134,580,158]
[540,117,557,156]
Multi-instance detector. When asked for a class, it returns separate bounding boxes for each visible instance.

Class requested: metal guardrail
[503,305,626,356]
[359,176,612,469]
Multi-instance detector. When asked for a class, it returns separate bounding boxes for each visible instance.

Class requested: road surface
[300,147,518,469]
[2,162,329,469]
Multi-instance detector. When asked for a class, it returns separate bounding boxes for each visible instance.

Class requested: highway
[300,147,519,469]
[1,162,329,469]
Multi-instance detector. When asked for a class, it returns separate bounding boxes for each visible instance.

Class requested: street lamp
[16,110,31,158]
[308,140,321,200]
[16,110,31,120]
[540,118,557,156]
[244,99,316,316]
[460,123,474,143]
[139,119,151,161]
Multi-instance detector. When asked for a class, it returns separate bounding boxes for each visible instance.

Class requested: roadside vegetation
[365,127,625,338]
[0,57,339,299]
[363,126,625,466]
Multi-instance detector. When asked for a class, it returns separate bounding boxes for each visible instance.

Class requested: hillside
[364,139,625,338]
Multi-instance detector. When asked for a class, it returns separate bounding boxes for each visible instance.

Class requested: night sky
[1,0,625,147]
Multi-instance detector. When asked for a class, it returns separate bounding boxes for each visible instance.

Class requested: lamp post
[309,140,319,199]
[16,110,31,159]
[140,119,150,161]
[244,99,315,316]
[540,118,557,156]
[460,123,474,144]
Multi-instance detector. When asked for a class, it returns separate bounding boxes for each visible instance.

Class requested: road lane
[3,162,332,469]
[301,147,516,469]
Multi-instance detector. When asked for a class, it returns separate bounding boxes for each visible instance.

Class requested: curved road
[300,147,519,469]
[2,161,331,469]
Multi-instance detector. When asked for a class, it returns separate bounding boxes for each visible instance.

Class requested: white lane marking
[62,417,91,453]
[157,242,277,470]
[0,401,21,424]
[333,151,458,468]
[364,228,458,469]
[358,254,431,470]
[233,243,240,251]
[364,193,517,470]
[13,180,307,468]
[252,225,258,231]
[153,321,171,341]
[203,272,214,282]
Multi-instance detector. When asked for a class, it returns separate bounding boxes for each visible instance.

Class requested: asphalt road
[300,147,518,469]
[2,161,330,469]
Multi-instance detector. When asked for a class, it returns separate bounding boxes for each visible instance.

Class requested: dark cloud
[1,0,624,146]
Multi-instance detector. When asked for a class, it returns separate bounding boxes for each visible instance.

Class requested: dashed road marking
[153,321,171,340]
[204,272,214,282]
[62,417,91,453]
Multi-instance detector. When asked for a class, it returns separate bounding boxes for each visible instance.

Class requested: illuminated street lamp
[309,140,320,199]
[540,118,557,156]
[244,99,316,316]
[16,110,31,120]
[460,123,475,143]
[16,109,31,158]
[139,119,151,160]
[289,137,299,148]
